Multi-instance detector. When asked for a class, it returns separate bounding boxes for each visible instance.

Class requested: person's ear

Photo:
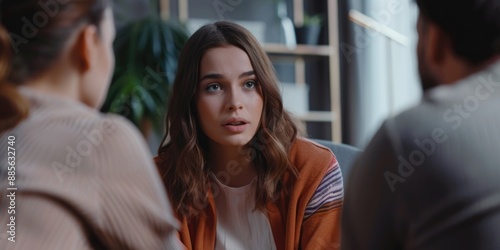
[424,22,449,68]
[73,25,99,73]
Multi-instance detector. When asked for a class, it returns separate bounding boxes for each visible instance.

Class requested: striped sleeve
[304,159,344,219]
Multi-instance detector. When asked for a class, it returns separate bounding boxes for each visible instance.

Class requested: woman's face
[81,8,115,108]
[196,45,264,148]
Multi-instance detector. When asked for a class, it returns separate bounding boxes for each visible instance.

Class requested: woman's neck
[23,63,80,103]
[208,143,257,187]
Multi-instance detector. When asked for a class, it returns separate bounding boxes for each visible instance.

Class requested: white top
[210,173,277,250]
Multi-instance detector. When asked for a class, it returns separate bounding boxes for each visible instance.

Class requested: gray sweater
[343,61,500,249]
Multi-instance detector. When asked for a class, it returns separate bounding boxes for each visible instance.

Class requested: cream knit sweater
[0,87,181,249]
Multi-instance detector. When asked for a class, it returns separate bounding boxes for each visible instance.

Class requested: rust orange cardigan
[156,138,342,250]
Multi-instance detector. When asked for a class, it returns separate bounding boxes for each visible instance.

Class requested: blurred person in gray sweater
[342,0,500,249]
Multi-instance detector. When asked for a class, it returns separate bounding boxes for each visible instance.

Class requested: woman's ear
[72,25,99,73]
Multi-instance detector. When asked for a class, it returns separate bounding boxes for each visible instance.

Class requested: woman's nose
[226,88,244,111]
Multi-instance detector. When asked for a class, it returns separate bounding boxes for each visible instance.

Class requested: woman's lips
[222,118,249,133]
[222,123,249,132]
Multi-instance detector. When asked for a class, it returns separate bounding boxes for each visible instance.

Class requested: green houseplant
[101,17,189,136]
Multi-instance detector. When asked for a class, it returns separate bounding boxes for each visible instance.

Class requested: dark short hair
[416,0,500,64]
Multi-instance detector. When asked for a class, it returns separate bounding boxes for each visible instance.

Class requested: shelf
[263,43,332,57]
[295,111,337,122]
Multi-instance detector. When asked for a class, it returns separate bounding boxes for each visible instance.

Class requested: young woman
[156,21,343,249]
[0,1,181,249]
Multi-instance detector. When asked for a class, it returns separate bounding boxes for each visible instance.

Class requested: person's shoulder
[92,113,147,147]
[65,108,143,142]
[52,109,149,157]
[382,98,447,141]
[291,137,334,155]
[23,92,141,141]
[97,113,139,135]
[290,137,337,172]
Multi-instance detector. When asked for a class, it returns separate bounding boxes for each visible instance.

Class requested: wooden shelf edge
[263,43,332,56]
[293,111,337,122]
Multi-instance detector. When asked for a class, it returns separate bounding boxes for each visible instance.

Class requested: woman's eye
[244,80,256,89]
[206,83,221,92]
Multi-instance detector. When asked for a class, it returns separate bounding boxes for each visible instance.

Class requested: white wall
[347,0,422,148]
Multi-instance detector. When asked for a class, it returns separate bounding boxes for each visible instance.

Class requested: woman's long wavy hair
[157,21,299,217]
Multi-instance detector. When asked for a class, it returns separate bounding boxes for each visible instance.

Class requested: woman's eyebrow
[199,73,223,82]
[199,70,255,82]
[239,70,255,78]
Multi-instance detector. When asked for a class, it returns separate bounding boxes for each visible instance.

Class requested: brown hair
[157,21,299,217]
[0,25,28,132]
[0,0,109,132]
